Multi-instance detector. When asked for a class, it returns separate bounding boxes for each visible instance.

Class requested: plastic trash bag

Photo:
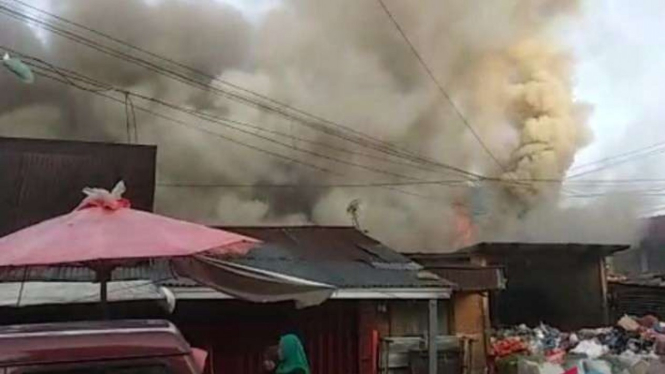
[618,315,641,332]
[646,360,665,374]
[583,360,612,374]
[571,340,609,359]
[518,359,565,374]
[76,180,129,210]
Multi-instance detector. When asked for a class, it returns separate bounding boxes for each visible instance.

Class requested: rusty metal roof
[206,226,452,289]
[609,274,665,288]
[0,261,174,283]
[220,226,414,263]
[0,227,452,290]
[457,242,629,257]
[0,137,156,236]
[407,253,505,291]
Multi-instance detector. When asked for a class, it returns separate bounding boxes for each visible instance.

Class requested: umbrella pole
[97,267,111,319]
[100,278,108,318]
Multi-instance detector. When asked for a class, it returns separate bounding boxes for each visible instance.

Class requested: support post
[96,267,112,319]
[100,277,108,318]
[428,299,438,374]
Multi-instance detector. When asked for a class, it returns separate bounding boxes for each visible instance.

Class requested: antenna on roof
[347,199,362,230]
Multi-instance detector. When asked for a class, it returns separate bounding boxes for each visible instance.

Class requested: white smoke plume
[0,0,643,251]
[494,40,592,202]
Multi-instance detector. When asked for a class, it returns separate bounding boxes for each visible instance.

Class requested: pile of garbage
[489,315,665,374]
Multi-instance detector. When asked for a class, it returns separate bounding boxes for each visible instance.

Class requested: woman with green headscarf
[276,334,310,374]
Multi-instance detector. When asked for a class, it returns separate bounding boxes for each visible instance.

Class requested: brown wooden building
[608,275,665,321]
[456,242,628,330]
[408,253,505,374]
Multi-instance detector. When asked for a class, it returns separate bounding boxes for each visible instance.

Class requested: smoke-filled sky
[0,0,662,251]
[230,0,665,176]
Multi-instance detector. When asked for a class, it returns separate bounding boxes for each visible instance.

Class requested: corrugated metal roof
[0,227,452,290]
[0,261,174,283]
[458,242,629,257]
[0,136,156,236]
[219,226,412,263]
[407,253,505,291]
[0,281,163,307]
[610,274,665,288]
[215,227,449,288]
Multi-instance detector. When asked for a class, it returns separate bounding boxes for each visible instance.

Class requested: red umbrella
[0,182,258,313]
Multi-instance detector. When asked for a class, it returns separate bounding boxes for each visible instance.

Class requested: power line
[10,0,437,160]
[9,50,446,183]
[3,55,442,175]
[28,0,660,186]
[5,6,665,190]
[1,0,483,181]
[14,58,665,199]
[10,0,665,199]
[8,54,665,192]
[23,60,450,202]
[8,55,665,191]
[25,65,336,175]
[569,141,665,172]
[375,0,507,172]
[568,144,665,179]
[11,46,529,203]
[157,180,470,189]
[158,177,665,190]
[566,193,665,198]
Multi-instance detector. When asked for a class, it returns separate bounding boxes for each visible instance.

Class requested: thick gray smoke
[0,0,642,251]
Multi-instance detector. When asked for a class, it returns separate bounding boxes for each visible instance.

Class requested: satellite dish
[2,53,34,84]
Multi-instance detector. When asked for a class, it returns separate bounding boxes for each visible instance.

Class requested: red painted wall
[178,301,360,374]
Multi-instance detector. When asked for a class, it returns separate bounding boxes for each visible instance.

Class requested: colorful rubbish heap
[489,315,665,374]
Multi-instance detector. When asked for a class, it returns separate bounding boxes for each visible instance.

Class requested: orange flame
[453,202,475,248]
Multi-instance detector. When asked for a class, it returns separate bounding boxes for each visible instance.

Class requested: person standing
[275,334,310,374]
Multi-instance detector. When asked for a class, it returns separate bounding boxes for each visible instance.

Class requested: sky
[565,0,665,176]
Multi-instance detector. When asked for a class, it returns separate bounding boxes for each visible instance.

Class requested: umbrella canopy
[0,182,257,268]
[0,182,334,312]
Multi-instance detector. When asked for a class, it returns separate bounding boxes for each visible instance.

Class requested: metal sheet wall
[0,137,156,236]
[609,282,665,321]
[179,301,359,374]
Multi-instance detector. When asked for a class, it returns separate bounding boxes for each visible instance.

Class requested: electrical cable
[25,63,449,201]
[375,0,507,172]
[10,51,487,190]
[0,1,483,181]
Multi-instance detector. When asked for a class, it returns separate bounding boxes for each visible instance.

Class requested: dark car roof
[0,320,191,366]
